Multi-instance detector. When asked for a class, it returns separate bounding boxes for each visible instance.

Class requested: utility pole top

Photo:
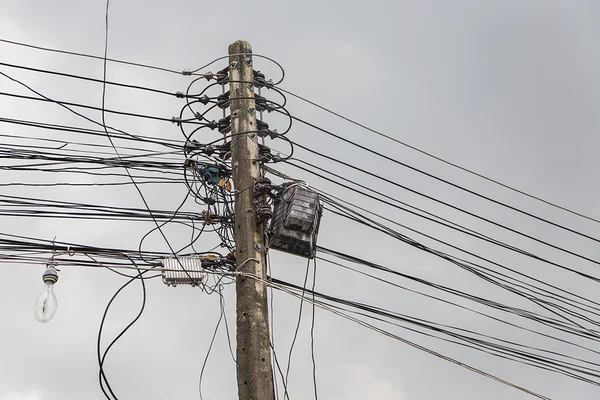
[229,40,252,54]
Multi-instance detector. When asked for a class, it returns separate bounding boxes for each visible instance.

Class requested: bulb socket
[42,264,59,284]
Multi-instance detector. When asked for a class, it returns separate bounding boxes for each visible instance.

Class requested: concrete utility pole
[229,40,276,400]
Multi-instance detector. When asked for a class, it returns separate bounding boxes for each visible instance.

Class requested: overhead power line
[277,86,600,225]
[265,276,553,400]
[284,113,600,244]
[0,37,195,76]
[0,116,186,149]
[0,61,182,97]
[271,275,600,386]
[0,90,202,124]
[5,33,597,399]
[283,159,600,285]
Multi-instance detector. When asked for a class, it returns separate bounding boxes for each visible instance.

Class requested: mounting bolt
[230,61,238,69]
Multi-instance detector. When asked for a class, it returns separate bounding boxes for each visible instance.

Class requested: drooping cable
[97,0,198,286]
[97,257,147,400]
[310,258,318,400]
[198,300,224,400]
[284,259,311,394]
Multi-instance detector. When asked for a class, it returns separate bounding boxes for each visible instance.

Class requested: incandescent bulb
[34,282,57,323]
[34,264,59,323]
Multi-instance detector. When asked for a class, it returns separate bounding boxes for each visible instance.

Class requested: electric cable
[283,159,600,287]
[266,251,281,400]
[271,341,290,400]
[219,292,236,363]
[270,276,600,384]
[310,258,318,400]
[319,205,600,339]
[0,90,204,124]
[284,259,311,392]
[284,112,600,244]
[257,275,553,400]
[316,193,600,318]
[198,300,224,400]
[97,2,199,287]
[4,32,586,398]
[316,254,600,358]
[97,256,147,400]
[287,144,600,270]
[0,37,208,76]
[0,116,186,149]
[0,70,185,146]
[0,61,182,97]
[276,86,600,225]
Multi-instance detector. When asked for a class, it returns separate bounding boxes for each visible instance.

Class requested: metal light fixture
[34,262,59,323]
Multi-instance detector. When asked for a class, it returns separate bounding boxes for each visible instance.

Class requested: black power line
[0,61,181,97]
[283,159,600,288]
[0,90,202,124]
[277,86,600,225]
[285,112,600,244]
[0,37,194,75]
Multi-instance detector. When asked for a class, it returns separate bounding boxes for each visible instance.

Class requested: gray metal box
[269,185,322,258]
[162,256,206,287]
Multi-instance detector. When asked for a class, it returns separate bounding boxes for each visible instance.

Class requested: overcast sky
[1,1,600,399]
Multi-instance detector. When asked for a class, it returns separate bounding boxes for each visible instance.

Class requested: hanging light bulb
[34,262,59,323]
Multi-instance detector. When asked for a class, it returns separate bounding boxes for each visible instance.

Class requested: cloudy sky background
[1,1,600,399]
